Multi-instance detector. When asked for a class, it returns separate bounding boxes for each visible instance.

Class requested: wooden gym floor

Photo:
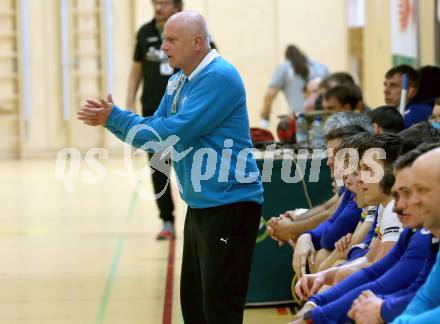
[0,158,292,324]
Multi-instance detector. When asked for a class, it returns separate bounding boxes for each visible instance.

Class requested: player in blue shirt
[348,142,440,324]
[306,228,433,324]
[292,128,368,277]
[292,141,438,324]
[391,146,440,323]
[316,144,379,271]
[268,124,371,263]
[294,133,403,302]
[291,134,416,323]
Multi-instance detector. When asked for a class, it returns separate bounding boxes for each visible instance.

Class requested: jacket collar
[187,49,220,81]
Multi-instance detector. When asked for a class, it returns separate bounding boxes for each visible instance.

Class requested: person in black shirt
[126,0,183,239]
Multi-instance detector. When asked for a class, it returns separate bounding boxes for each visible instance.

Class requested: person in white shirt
[260,44,329,127]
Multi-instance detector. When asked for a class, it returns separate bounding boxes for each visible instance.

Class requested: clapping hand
[77,94,114,126]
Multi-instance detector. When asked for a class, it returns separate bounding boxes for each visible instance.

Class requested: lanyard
[171,75,187,114]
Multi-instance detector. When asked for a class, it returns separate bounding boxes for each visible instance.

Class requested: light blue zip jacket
[105,51,263,208]
[392,249,440,324]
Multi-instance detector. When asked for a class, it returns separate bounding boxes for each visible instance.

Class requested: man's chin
[398,216,409,224]
[155,14,166,22]
[431,228,440,238]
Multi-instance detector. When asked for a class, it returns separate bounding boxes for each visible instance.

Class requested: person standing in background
[126,0,182,239]
[259,44,329,128]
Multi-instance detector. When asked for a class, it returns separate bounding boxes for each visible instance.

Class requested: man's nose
[326,156,334,166]
[408,193,421,207]
[397,199,407,211]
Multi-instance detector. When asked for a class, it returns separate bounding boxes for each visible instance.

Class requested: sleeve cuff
[306,301,318,308]
[104,105,124,129]
[381,233,401,242]
[349,243,367,251]
[309,295,322,306]
[380,299,398,323]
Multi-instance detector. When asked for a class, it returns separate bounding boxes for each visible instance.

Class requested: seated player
[348,143,440,324]
[317,134,379,271]
[291,136,435,324]
[267,121,371,247]
[391,147,440,323]
[368,105,405,134]
[393,148,440,324]
[294,133,403,284]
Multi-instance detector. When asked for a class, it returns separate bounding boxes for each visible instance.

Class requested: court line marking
[0,228,49,236]
[95,237,126,324]
[162,237,176,324]
[95,185,139,324]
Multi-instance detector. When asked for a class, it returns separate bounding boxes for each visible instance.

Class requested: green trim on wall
[392,55,418,67]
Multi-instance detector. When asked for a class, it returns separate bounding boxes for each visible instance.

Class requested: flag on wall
[390,0,419,67]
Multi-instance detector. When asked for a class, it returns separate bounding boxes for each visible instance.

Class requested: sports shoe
[156,221,175,240]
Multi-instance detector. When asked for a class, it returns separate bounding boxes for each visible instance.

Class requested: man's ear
[343,103,353,112]
[372,123,382,134]
[193,34,203,50]
[407,87,417,100]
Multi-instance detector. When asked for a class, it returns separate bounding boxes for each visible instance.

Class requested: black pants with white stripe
[180,201,261,324]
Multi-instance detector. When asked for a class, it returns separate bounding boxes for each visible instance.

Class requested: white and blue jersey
[392,242,440,323]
